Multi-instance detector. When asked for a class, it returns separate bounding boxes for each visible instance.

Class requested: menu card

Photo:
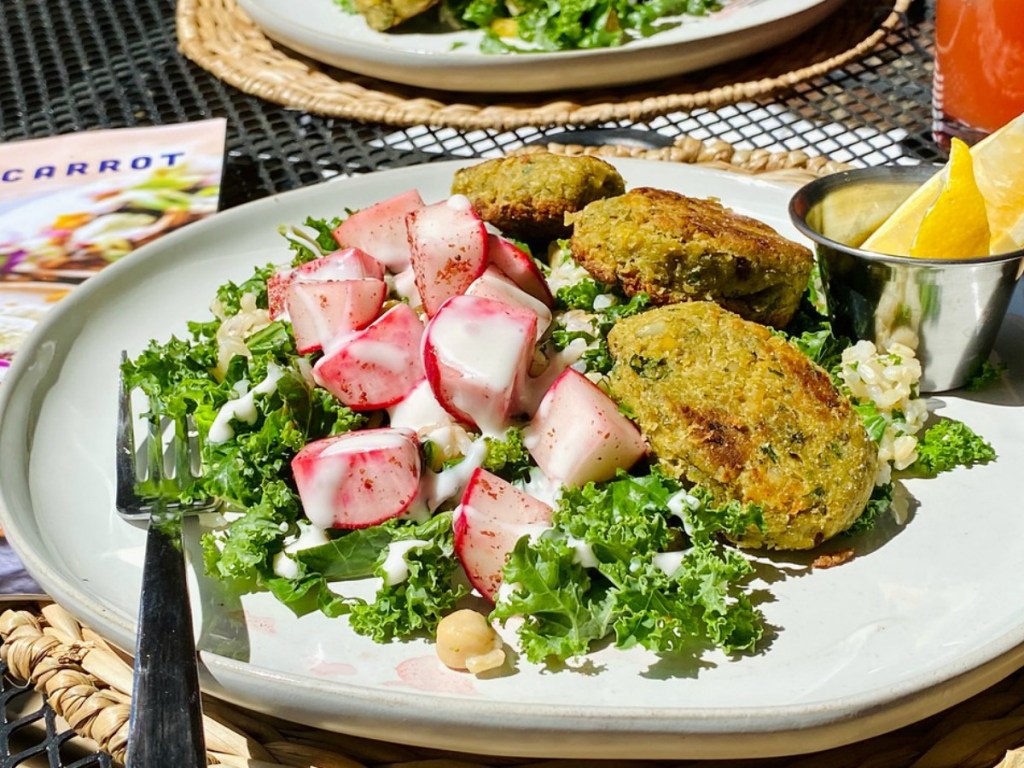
[0,119,227,594]
[0,118,227,382]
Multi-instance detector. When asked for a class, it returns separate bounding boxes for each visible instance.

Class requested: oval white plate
[2,159,1024,760]
[237,0,846,92]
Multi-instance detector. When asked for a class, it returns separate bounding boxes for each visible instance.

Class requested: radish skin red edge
[286,188,649,606]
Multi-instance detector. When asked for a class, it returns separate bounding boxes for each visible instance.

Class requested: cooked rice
[838,339,927,485]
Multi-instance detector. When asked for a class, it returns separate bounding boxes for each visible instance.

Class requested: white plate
[2,159,1024,760]
[238,0,846,92]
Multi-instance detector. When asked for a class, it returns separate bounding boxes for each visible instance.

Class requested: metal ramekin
[789,165,1024,392]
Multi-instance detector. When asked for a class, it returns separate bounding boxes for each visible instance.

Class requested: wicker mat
[3,599,1024,767]
[176,0,912,129]
[507,137,854,177]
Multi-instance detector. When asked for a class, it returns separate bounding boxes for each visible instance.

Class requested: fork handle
[126,523,207,767]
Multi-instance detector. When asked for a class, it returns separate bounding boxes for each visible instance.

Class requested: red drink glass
[932,0,1024,149]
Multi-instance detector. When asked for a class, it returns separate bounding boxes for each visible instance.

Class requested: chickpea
[435,609,505,674]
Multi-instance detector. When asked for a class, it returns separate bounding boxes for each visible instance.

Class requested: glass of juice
[932,0,1024,150]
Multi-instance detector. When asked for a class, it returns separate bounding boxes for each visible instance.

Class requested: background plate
[237,0,847,92]
[1,159,1023,760]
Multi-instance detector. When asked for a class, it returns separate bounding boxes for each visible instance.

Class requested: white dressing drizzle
[520,467,563,509]
[666,490,700,518]
[653,550,690,577]
[208,363,285,444]
[388,379,454,433]
[272,522,330,579]
[567,536,598,568]
[421,438,489,513]
[666,490,699,538]
[381,538,430,585]
[447,194,472,212]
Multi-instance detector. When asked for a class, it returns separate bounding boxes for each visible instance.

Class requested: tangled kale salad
[123,180,998,673]
[332,0,721,52]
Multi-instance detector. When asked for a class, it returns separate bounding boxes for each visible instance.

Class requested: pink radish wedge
[487,234,554,307]
[268,247,384,321]
[454,468,553,602]
[422,294,537,434]
[524,368,646,487]
[407,197,488,317]
[292,427,421,529]
[332,189,425,273]
[313,303,425,411]
[286,278,386,355]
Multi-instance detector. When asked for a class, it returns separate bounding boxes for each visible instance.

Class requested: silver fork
[116,351,217,767]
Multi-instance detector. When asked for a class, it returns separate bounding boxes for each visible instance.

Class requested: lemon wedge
[814,182,919,249]
[863,110,1024,257]
[909,138,990,259]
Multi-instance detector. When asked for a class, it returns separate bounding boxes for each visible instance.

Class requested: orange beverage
[932,0,1024,148]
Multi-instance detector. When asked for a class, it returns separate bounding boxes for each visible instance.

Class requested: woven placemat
[4,600,1024,768]
[508,136,854,177]
[176,0,912,130]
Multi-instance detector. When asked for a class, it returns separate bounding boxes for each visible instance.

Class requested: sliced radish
[524,368,647,487]
[291,427,421,529]
[454,468,553,602]
[332,189,425,273]
[466,265,553,338]
[487,234,554,307]
[312,303,425,410]
[286,278,386,355]
[407,197,488,317]
[267,269,293,320]
[422,294,537,435]
[301,247,385,282]
[268,248,385,321]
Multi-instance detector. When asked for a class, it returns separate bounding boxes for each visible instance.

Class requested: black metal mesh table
[1,0,941,763]
[2,0,942,212]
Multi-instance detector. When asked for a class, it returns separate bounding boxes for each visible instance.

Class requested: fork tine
[172,414,193,489]
[146,395,166,492]
[116,351,219,521]
[115,351,140,515]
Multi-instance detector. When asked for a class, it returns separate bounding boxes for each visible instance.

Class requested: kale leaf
[909,418,997,476]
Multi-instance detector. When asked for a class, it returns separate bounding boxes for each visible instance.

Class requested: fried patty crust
[354,0,438,30]
[607,302,877,551]
[568,187,813,328]
[451,152,626,242]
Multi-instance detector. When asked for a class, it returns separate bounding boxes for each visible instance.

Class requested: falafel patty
[607,302,877,551]
[569,187,813,328]
[353,0,438,29]
[451,152,626,242]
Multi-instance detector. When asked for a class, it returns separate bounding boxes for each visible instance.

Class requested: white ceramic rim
[1,159,1023,760]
